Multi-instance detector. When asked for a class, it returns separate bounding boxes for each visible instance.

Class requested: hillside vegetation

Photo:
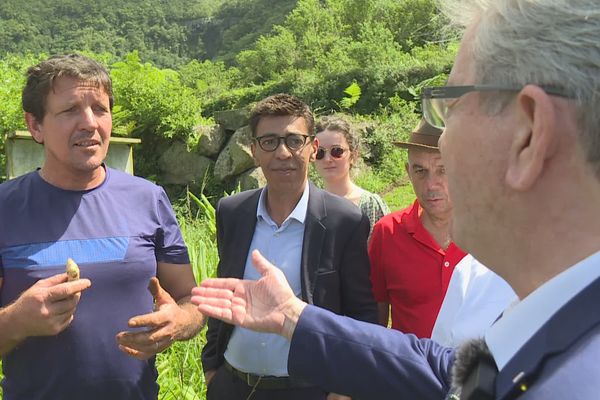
[0,0,458,197]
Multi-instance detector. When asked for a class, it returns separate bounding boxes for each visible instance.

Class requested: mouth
[74,139,101,148]
[272,167,296,174]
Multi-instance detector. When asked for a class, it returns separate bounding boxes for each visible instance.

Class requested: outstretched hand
[191,250,307,339]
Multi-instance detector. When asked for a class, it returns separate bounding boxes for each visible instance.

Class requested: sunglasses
[316,146,347,160]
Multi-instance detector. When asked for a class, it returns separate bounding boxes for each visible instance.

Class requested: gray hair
[440,0,600,174]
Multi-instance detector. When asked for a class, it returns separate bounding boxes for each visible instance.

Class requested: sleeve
[201,198,226,371]
[289,305,454,400]
[339,212,379,324]
[154,187,190,264]
[369,220,390,302]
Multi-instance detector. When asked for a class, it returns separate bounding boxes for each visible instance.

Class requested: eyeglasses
[254,133,312,152]
[421,84,571,130]
[315,146,348,160]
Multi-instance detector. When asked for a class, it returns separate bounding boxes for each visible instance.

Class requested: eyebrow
[259,130,307,136]
[410,163,427,170]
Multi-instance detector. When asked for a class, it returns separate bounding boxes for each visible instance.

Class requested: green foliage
[217,0,457,117]
[383,183,415,212]
[339,81,361,110]
[0,0,225,68]
[110,52,211,177]
[187,191,216,241]
[0,53,45,179]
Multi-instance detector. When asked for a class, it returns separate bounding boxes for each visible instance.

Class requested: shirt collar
[403,199,421,234]
[256,182,310,226]
[485,249,600,370]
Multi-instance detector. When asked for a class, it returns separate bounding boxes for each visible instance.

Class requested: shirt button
[444,261,450,267]
[261,342,266,347]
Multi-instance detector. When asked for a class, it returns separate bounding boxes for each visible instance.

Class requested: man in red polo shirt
[369,119,466,338]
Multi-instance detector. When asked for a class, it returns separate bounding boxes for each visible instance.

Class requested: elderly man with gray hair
[192,1,600,399]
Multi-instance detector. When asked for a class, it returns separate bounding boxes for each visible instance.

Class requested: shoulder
[359,190,390,213]
[373,206,410,229]
[0,172,38,202]
[217,188,262,211]
[526,323,600,398]
[106,168,160,193]
[311,186,364,221]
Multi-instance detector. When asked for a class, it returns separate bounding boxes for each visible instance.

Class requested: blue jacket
[288,276,600,399]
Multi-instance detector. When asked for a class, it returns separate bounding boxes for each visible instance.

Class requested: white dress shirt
[431,254,516,347]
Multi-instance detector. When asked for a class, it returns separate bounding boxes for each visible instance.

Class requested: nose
[79,107,99,131]
[426,171,444,190]
[322,151,334,161]
[273,139,292,159]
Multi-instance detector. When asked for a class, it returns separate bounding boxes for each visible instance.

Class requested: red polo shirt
[369,200,467,338]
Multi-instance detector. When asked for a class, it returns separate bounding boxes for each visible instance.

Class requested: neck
[476,170,600,299]
[265,183,305,226]
[324,174,354,197]
[420,208,452,249]
[39,165,106,191]
[324,176,362,204]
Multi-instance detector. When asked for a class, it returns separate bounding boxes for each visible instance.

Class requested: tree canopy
[0,0,458,193]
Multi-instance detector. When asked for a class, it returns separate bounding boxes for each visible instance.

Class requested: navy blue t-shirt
[0,168,190,400]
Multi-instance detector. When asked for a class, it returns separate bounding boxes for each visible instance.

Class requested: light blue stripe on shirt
[1,237,129,269]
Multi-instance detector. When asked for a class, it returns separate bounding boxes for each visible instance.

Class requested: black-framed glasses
[421,85,570,129]
[316,146,348,160]
[254,133,312,152]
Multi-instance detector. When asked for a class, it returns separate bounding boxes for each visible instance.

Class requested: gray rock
[236,167,267,191]
[159,141,213,185]
[213,108,250,131]
[196,124,227,157]
[214,125,255,181]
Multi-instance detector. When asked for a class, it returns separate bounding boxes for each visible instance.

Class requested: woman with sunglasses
[315,116,390,237]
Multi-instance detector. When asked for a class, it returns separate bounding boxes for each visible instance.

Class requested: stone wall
[158,107,266,192]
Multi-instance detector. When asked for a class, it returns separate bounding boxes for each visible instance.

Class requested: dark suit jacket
[287,276,600,399]
[201,182,378,372]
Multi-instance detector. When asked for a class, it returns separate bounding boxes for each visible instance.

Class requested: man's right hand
[191,250,307,340]
[0,273,91,354]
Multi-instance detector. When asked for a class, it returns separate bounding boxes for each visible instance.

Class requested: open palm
[192,250,302,336]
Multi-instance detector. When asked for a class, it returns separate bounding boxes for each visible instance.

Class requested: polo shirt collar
[403,199,421,234]
[403,199,450,254]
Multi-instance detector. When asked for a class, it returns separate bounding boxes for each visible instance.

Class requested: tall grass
[157,205,219,400]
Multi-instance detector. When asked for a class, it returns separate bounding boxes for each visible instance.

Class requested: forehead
[256,115,309,136]
[447,27,478,86]
[49,76,108,99]
[316,129,347,146]
[408,148,443,167]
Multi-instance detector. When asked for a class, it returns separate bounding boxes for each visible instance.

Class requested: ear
[250,141,259,165]
[349,148,358,167]
[505,85,558,191]
[25,112,44,144]
[309,137,319,162]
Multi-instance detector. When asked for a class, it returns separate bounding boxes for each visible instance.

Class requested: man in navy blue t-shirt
[0,54,205,400]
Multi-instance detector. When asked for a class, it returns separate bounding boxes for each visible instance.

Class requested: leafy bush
[110,52,212,178]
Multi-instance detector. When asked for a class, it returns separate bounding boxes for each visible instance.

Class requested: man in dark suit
[193,1,600,399]
[201,93,377,400]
